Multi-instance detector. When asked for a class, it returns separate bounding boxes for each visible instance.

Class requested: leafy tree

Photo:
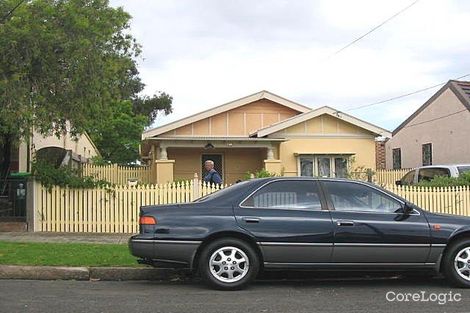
[0,0,172,174]
[132,92,173,122]
[86,90,173,164]
[87,100,147,164]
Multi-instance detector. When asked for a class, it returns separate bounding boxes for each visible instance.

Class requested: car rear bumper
[128,235,201,267]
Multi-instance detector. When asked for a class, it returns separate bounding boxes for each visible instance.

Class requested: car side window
[458,166,470,175]
[323,181,402,213]
[418,168,450,182]
[241,180,322,210]
[401,170,415,185]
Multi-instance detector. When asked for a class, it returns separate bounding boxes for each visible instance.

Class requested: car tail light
[139,216,157,225]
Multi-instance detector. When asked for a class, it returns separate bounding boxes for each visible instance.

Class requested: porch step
[0,222,28,232]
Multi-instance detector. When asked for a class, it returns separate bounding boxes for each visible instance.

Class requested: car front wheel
[443,239,470,287]
[198,238,259,290]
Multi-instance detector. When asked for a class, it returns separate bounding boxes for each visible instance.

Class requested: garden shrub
[31,159,111,190]
[244,169,277,180]
[415,172,470,187]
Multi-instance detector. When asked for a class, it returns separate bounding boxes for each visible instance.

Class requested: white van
[396,164,470,185]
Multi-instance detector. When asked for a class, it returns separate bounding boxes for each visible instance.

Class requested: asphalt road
[1,275,470,313]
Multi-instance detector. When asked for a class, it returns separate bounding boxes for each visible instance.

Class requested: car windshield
[458,166,470,175]
[193,180,252,202]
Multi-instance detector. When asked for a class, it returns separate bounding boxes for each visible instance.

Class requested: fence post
[366,169,373,183]
[192,173,200,200]
[26,179,40,232]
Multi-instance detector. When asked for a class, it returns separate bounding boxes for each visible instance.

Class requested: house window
[392,148,401,169]
[334,157,348,178]
[300,157,313,177]
[299,155,349,178]
[422,143,432,166]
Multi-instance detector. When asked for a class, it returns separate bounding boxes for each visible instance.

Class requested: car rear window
[193,180,251,202]
[241,180,322,210]
[458,166,470,175]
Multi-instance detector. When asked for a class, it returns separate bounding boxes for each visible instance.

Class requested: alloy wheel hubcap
[454,247,470,281]
[209,246,249,283]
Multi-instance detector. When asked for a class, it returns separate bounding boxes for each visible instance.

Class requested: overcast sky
[110,0,470,131]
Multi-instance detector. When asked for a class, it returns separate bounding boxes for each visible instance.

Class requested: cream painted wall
[167,147,265,184]
[18,129,100,172]
[269,114,377,175]
[385,89,470,169]
[278,138,376,176]
[31,130,99,158]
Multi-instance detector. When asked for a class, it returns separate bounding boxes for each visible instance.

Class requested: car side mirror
[395,180,402,186]
[403,203,413,214]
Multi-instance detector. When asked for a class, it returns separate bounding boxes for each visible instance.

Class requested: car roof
[415,164,470,170]
[249,176,375,185]
[247,177,405,201]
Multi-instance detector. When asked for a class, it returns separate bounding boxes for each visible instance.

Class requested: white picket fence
[373,169,410,186]
[34,178,226,234]
[33,177,470,234]
[82,163,154,185]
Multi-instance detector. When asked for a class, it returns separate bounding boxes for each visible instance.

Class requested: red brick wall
[375,140,387,170]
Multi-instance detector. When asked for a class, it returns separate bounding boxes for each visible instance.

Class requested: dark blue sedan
[129,178,470,290]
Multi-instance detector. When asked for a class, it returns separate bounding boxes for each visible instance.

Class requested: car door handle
[336,220,355,226]
[242,217,260,223]
[155,228,170,234]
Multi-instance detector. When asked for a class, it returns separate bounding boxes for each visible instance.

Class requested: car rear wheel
[443,239,470,287]
[198,238,259,290]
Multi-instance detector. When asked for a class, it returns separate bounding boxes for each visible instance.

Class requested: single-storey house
[5,126,100,175]
[141,91,391,184]
[386,80,470,169]
[0,126,100,230]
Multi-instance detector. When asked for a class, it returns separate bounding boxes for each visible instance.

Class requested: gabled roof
[142,90,311,139]
[253,106,392,138]
[393,80,470,135]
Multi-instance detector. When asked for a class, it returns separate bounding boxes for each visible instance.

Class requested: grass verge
[0,241,141,267]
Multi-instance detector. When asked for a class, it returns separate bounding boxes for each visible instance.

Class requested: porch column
[264,146,282,175]
[264,159,282,176]
[155,160,175,184]
[266,147,274,160]
[155,144,175,183]
[159,145,168,160]
[149,144,157,184]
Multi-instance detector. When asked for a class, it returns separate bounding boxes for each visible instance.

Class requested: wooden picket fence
[385,184,470,216]
[82,163,154,185]
[373,169,410,186]
[33,178,470,233]
[34,178,226,233]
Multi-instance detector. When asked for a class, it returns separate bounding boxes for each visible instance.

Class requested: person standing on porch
[203,160,222,185]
